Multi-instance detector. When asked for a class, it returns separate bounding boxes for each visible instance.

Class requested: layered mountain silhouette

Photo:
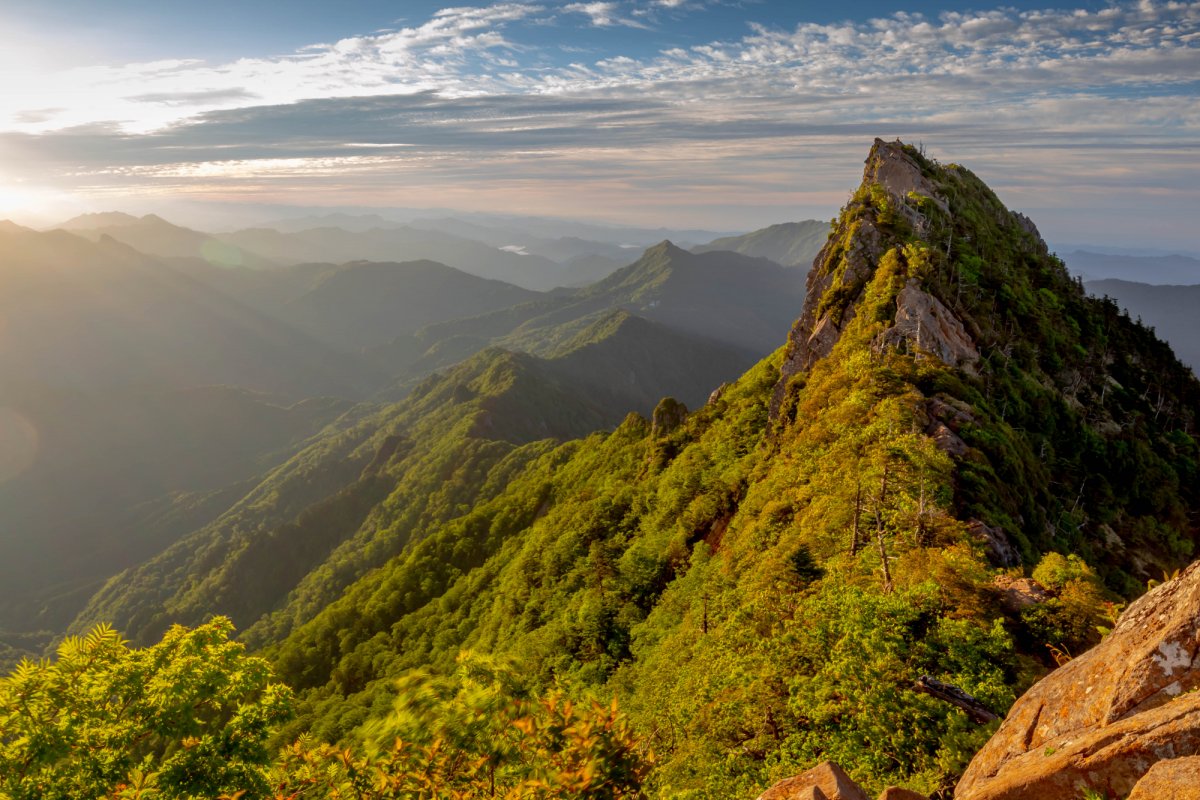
[60,212,276,269]
[0,221,794,642]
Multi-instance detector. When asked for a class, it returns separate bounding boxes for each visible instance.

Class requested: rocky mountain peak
[865,138,948,219]
[771,138,1065,419]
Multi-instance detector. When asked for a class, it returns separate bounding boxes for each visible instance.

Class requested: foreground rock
[1126,756,1200,799]
[756,762,928,800]
[757,762,869,800]
[957,560,1200,800]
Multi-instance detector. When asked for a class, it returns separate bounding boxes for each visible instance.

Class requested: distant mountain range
[61,212,276,269]
[369,241,806,386]
[1062,250,1200,284]
[0,215,809,638]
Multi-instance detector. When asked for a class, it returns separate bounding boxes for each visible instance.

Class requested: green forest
[3,142,1198,800]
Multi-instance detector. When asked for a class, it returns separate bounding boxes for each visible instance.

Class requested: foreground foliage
[0,618,290,800]
[0,622,650,800]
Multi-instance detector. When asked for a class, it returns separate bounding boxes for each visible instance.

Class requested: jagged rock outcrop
[968,520,1023,568]
[772,138,976,417]
[957,560,1200,799]
[651,396,688,437]
[872,280,979,371]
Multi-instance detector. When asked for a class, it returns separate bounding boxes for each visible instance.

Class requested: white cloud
[563,2,649,28]
[1,0,1198,243]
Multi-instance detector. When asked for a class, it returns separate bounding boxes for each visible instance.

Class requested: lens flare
[0,407,38,484]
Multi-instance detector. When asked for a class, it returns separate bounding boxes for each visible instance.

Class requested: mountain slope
[374,241,806,380]
[71,349,613,648]
[0,224,381,631]
[1086,278,1200,369]
[362,242,804,400]
[0,387,348,632]
[260,140,1200,796]
[693,220,831,267]
[71,309,750,649]
[0,224,375,396]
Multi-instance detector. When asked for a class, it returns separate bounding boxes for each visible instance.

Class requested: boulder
[992,575,1050,612]
[877,789,928,800]
[1127,755,1200,799]
[758,762,870,800]
[956,560,1200,800]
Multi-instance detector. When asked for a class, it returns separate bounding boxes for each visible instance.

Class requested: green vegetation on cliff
[14,141,1199,799]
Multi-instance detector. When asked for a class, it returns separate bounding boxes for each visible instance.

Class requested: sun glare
[0,179,68,223]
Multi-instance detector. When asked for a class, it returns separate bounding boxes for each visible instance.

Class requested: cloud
[127,89,259,107]
[563,2,649,28]
[0,0,1198,242]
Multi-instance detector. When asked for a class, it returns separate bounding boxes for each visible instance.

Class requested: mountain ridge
[254,138,1200,794]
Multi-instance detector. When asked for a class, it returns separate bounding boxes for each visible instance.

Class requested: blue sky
[0,0,1197,248]
[6,1,1119,62]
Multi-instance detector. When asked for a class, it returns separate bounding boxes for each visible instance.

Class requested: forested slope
[259,140,1200,796]
[24,140,1200,799]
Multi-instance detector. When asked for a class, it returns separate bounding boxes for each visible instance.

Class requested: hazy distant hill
[578,241,806,353]
[218,225,571,290]
[0,224,372,396]
[1086,278,1200,369]
[59,212,276,269]
[693,220,830,267]
[0,224,377,630]
[1063,250,1200,284]
[407,212,733,249]
[409,217,637,263]
[280,260,539,350]
[0,385,349,631]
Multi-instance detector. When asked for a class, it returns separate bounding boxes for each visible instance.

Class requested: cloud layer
[0,0,1197,243]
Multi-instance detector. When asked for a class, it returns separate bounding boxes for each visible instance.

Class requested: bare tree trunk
[875,463,893,591]
[915,676,1000,724]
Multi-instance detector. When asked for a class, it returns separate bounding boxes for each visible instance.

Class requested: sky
[0,0,1197,248]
